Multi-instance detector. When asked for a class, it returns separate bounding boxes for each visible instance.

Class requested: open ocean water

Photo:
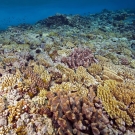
[0,0,135,30]
[0,0,135,135]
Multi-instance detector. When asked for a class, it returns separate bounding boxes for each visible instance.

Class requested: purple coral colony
[0,9,135,135]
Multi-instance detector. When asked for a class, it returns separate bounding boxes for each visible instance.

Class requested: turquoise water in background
[0,0,135,30]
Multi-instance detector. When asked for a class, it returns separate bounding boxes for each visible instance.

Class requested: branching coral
[75,66,98,86]
[50,82,89,97]
[87,63,103,76]
[32,89,48,105]
[33,63,51,85]
[56,64,98,86]
[97,80,134,129]
[23,67,50,89]
[61,48,97,69]
[46,86,110,135]
[8,99,29,123]
[36,53,53,67]
[2,56,18,65]
[57,49,72,57]
[0,96,6,113]
[0,69,22,91]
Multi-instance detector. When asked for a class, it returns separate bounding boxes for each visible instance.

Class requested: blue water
[0,0,135,30]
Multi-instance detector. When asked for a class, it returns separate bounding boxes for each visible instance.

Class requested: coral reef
[37,14,70,28]
[0,9,135,135]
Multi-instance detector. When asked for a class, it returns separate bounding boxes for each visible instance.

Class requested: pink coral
[61,48,97,69]
[120,57,130,65]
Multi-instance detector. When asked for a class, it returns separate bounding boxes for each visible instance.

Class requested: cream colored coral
[50,82,77,92]
[95,55,110,63]
[56,64,98,86]
[44,115,54,135]
[75,66,98,86]
[50,82,89,97]
[102,67,123,82]
[123,48,132,56]
[130,60,135,68]
[33,63,51,84]
[0,75,17,91]
[32,89,48,105]
[32,96,47,105]
[8,100,25,123]
[87,63,102,76]
[2,56,18,64]
[0,69,22,91]
[57,49,72,57]
[0,96,5,112]
[56,64,75,82]
[66,41,75,48]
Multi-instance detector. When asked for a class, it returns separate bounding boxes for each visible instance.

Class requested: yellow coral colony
[102,67,123,82]
[97,80,134,126]
[56,64,98,86]
[0,69,22,91]
[33,63,51,85]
